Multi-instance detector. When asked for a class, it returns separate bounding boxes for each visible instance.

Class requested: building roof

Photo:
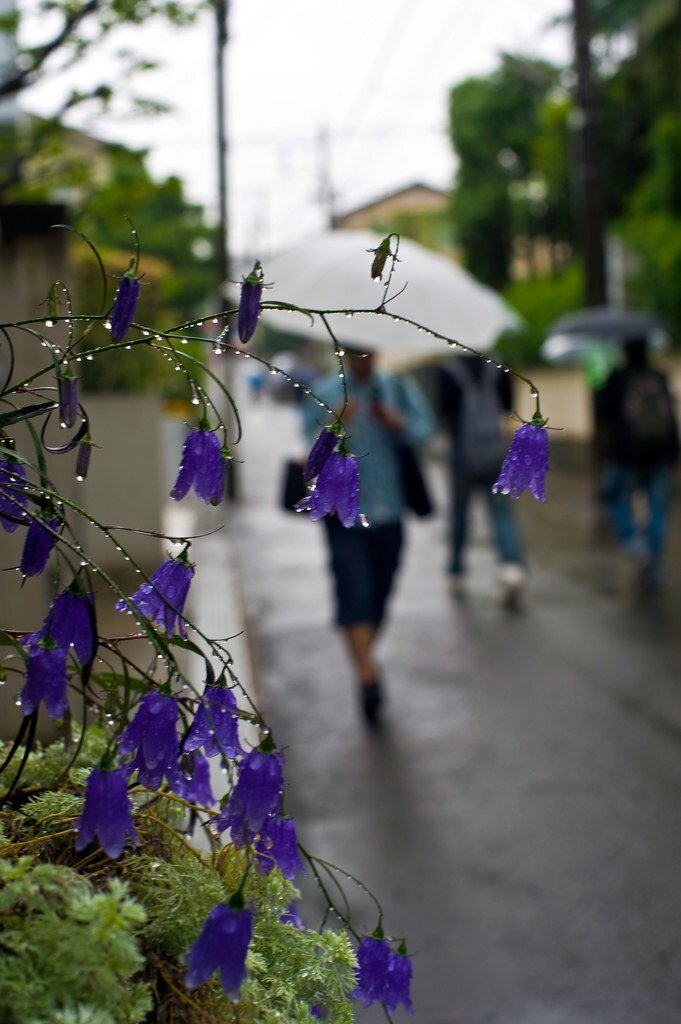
[335,182,448,228]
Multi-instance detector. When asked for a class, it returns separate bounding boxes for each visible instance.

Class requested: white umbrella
[259,230,521,369]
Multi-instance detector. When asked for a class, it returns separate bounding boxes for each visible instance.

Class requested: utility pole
[215,0,230,294]
[214,0,240,499]
[573,0,607,306]
[316,125,337,228]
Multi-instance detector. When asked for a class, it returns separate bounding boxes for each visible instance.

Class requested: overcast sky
[22,0,572,263]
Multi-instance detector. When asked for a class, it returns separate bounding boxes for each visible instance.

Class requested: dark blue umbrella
[542,305,670,363]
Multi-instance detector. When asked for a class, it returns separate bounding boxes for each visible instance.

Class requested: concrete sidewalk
[217,392,681,1024]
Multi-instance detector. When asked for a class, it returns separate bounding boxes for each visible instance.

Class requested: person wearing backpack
[595,335,679,594]
[438,354,525,607]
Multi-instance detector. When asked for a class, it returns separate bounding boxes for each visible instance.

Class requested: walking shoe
[359,679,383,728]
[499,563,525,611]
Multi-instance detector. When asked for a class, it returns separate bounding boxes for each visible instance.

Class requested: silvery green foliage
[0,859,151,1022]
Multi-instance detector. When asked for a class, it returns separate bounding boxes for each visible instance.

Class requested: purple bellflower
[214,747,284,836]
[20,515,60,578]
[0,457,28,532]
[116,554,194,638]
[171,427,225,505]
[254,813,303,879]
[237,261,264,343]
[20,640,68,719]
[23,586,95,665]
[184,903,253,998]
[304,427,338,482]
[353,937,413,1015]
[110,263,141,341]
[117,691,180,790]
[297,452,360,527]
[184,684,242,760]
[58,373,79,428]
[492,421,550,502]
[173,751,216,806]
[74,766,140,859]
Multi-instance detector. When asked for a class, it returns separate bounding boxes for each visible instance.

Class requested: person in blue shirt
[301,344,434,727]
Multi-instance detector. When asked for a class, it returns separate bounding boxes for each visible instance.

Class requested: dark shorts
[323,518,404,628]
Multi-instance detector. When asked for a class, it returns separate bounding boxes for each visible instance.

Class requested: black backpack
[622,369,678,458]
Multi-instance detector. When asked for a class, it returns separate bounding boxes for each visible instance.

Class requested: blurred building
[334,182,455,256]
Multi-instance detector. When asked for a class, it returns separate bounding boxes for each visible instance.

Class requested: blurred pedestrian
[595,336,679,595]
[438,354,525,608]
[247,368,266,401]
[301,345,434,727]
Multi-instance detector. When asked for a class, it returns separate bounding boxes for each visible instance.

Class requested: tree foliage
[0,0,209,110]
[1,119,217,390]
[448,55,561,291]
[447,0,681,353]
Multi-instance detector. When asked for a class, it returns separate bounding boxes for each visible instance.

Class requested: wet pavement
[218,390,681,1024]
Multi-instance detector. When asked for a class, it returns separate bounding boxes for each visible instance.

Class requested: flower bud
[58,373,79,428]
[238,261,264,343]
[76,437,92,481]
[110,262,141,341]
[369,236,393,282]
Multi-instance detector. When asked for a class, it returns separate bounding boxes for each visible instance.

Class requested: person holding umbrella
[595,335,679,596]
[300,344,434,728]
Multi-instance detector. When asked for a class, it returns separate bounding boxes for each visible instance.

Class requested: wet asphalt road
[230,393,681,1024]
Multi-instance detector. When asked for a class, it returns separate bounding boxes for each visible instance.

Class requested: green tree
[448,55,561,290]
[617,113,681,337]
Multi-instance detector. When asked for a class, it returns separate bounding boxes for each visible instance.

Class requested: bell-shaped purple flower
[20,640,68,719]
[110,270,141,341]
[74,767,140,859]
[492,421,549,502]
[184,684,242,759]
[255,813,303,879]
[171,428,225,505]
[173,751,216,805]
[237,261,263,343]
[297,452,360,527]
[49,589,96,664]
[184,903,253,998]
[20,515,60,578]
[353,937,413,1014]
[58,374,79,428]
[213,748,284,836]
[118,691,180,789]
[0,458,28,532]
[304,427,338,482]
[116,555,194,639]
[23,586,96,665]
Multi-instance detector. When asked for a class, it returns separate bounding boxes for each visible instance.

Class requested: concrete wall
[1,207,72,738]
[61,393,165,571]
[1,210,166,741]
